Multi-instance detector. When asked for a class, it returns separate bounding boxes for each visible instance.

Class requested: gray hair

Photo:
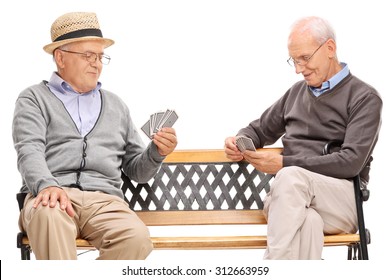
[290,16,336,44]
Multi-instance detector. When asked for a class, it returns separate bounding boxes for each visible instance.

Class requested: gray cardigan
[13,81,165,199]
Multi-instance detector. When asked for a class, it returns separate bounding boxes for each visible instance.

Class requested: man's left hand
[242,150,283,174]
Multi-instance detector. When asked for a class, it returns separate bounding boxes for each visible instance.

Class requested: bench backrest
[121,148,282,226]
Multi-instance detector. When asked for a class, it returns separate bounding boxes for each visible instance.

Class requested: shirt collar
[310,63,349,96]
[48,72,102,95]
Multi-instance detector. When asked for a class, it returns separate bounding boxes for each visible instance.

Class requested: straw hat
[43,12,114,54]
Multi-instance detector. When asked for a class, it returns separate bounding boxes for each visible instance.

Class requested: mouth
[303,71,312,78]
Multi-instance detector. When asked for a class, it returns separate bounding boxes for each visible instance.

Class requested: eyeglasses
[76,138,88,186]
[287,42,325,67]
[59,49,111,65]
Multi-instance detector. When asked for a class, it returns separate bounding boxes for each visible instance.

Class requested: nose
[93,53,99,62]
[89,54,101,66]
[294,63,305,74]
[89,53,100,63]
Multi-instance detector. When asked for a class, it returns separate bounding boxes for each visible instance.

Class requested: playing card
[236,135,256,152]
[158,110,178,130]
[141,109,178,139]
[154,110,170,133]
[152,111,166,134]
[141,120,152,139]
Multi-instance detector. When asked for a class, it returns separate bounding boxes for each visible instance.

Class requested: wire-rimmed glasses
[287,42,325,67]
[59,49,111,65]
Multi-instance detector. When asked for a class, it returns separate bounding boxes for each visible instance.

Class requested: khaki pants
[19,187,153,260]
[263,166,358,260]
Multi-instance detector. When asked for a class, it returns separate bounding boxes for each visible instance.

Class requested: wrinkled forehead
[62,40,106,51]
[288,27,316,45]
[287,30,318,55]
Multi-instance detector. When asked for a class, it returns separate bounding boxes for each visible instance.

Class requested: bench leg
[17,232,31,260]
[20,244,31,260]
[353,176,369,260]
[348,244,352,260]
[348,243,361,260]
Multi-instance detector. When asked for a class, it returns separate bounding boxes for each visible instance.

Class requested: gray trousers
[19,187,153,260]
[263,166,357,260]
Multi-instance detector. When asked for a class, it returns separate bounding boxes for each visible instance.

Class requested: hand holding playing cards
[225,135,256,161]
[141,109,178,156]
[224,136,244,161]
[224,136,282,174]
[153,127,177,156]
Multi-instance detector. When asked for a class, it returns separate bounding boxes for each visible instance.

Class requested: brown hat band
[54,28,103,42]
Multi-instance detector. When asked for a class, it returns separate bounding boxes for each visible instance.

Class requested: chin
[305,80,319,87]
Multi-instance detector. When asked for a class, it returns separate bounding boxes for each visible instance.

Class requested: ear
[53,49,65,69]
[325,39,337,59]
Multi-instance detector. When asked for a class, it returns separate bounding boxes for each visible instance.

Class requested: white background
[1,0,388,279]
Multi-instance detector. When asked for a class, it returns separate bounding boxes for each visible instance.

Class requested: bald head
[288,16,336,46]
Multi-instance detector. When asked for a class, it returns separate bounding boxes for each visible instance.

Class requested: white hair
[290,16,336,44]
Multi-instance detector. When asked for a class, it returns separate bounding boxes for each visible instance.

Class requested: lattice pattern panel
[122,162,273,211]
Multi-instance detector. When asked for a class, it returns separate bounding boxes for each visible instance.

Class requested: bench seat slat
[21,234,361,250]
[151,236,268,249]
[164,148,282,163]
[136,210,268,226]
[150,234,361,250]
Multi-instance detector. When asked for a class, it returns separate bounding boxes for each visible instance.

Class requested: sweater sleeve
[237,92,289,148]
[12,89,59,196]
[121,106,165,183]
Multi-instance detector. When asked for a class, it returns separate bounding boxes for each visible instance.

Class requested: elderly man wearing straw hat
[12,12,178,260]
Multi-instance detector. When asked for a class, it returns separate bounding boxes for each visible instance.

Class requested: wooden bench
[17,148,368,259]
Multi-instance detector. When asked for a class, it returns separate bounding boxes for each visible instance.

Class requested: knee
[275,166,308,181]
[107,222,153,258]
[23,203,77,241]
[128,222,152,246]
[304,208,324,230]
[28,203,72,227]
[128,222,153,257]
[271,166,314,201]
[137,227,152,252]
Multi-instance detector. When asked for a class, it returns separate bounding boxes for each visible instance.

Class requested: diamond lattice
[122,162,274,211]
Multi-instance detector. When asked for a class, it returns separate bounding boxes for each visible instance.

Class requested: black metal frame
[323,141,370,260]
[121,162,272,211]
[16,192,31,260]
[17,232,31,260]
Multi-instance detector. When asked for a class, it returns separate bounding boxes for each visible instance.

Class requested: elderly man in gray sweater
[12,12,177,260]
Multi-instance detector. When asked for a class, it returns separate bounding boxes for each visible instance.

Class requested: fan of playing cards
[236,135,256,152]
[141,109,178,139]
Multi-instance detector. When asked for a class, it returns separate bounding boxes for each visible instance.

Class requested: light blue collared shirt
[47,72,102,137]
[310,63,349,97]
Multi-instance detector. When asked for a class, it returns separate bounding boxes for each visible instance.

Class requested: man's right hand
[33,186,75,217]
[224,136,244,161]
